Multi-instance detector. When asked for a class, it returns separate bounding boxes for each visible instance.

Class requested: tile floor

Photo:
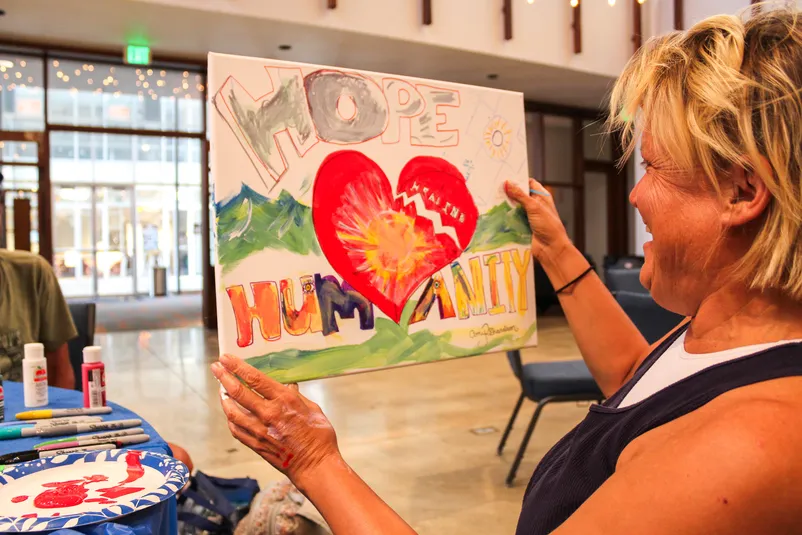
[98,316,589,534]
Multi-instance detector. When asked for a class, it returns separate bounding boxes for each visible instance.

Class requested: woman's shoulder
[621,375,802,470]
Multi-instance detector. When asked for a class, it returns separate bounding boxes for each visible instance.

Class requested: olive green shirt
[0,249,77,381]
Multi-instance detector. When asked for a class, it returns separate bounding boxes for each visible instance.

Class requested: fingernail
[211,362,223,376]
[219,354,233,366]
[529,189,551,197]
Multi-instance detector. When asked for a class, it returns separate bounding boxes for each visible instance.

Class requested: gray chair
[605,267,648,294]
[498,351,603,486]
[614,291,684,344]
[67,302,96,392]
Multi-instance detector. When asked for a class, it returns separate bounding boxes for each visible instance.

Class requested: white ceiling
[0,0,615,109]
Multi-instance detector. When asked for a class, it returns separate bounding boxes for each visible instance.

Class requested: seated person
[0,249,76,389]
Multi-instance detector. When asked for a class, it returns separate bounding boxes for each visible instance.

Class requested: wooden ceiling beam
[423,0,432,25]
[572,2,582,54]
[503,0,512,40]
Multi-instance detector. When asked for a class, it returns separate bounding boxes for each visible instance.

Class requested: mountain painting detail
[210,53,537,383]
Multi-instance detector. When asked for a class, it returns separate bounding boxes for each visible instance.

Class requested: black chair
[603,255,645,271]
[604,267,648,294]
[613,291,684,344]
[535,253,598,314]
[498,350,603,486]
[67,302,97,392]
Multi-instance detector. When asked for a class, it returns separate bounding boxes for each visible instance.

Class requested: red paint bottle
[82,346,106,409]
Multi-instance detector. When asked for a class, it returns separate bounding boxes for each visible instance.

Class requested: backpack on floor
[177,472,260,535]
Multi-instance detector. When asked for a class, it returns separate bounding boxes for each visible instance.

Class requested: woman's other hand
[211,354,340,486]
[505,178,571,262]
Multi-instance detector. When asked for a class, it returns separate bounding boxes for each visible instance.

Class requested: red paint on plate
[119,451,145,485]
[11,495,28,503]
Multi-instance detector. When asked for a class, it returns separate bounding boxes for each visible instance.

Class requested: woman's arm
[540,241,651,396]
[212,356,418,535]
[506,180,650,396]
[295,455,417,535]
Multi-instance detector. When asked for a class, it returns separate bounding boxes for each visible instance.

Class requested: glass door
[52,184,135,297]
[0,139,40,253]
[53,185,93,296]
[95,186,135,296]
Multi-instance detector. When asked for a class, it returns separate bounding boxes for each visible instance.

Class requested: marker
[35,428,146,449]
[0,443,117,465]
[0,419,141,440]
[529,188,551,197]
[37,433,149,452]
[15,407,113,420]
[0,416,103,428]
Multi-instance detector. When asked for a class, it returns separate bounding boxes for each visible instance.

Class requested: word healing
[226,248,531,348]
[214,67,461,184]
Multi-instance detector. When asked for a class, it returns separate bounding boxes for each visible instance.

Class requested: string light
[27,76,33,83]
[143,81,149,88]
[19,60,26,67]
[160,70,166,77]
[0,67,5,73]
[52,60,59,67]
[56,71,63,78]
[570,0,579,7]
[147,69,153,75]
[528,0,534,4]
[14,72,21,79]
[183,71,189,78]
[63,75,70,82]
[608,0,615,5]
[87,78,93,85]
[74,69,81,76]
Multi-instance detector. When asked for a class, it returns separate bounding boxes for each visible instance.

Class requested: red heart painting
[313,151,478,323]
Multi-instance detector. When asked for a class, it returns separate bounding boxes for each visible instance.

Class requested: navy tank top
[515,324,802,535]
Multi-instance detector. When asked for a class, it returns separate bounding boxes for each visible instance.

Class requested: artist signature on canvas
[469,323,519,346]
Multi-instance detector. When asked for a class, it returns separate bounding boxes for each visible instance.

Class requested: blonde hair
[607,6,802,301]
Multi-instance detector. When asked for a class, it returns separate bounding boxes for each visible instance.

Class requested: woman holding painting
[212,7,802,534]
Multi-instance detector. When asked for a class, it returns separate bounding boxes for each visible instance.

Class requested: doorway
[53,184,136,297]
[0,132,46,255]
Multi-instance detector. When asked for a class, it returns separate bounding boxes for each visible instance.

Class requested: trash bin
[152,266,167,297]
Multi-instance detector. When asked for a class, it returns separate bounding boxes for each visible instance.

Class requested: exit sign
[125,45,151,66]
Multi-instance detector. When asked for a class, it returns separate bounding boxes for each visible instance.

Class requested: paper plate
[0,449,189,532]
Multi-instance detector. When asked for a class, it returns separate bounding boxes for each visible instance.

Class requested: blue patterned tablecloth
[0,382,177,535]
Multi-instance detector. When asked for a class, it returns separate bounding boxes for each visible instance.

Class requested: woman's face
[631,132,725,316]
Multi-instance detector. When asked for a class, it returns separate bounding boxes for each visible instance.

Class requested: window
[0,54,45,131]
[108,134,132,161]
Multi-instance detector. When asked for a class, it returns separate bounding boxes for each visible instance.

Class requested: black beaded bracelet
[554,266,594,295]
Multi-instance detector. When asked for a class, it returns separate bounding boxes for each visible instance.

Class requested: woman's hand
[211,354,340,486]
[505,178,572,262]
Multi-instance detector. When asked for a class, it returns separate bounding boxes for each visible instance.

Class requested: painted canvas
[209,53,536,383]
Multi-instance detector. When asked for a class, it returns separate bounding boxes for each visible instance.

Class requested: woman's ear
[721,157,772,228]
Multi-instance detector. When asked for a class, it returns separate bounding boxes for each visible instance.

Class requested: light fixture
[527,0,534,4]
[570,0,579,7]
[608,0,615,5]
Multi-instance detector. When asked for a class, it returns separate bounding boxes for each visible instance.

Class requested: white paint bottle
[22,343,49,407]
